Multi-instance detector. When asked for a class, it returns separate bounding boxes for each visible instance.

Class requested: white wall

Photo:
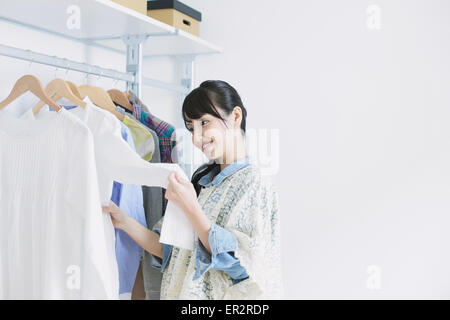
[183,0,450,299]
[2,0,450,299]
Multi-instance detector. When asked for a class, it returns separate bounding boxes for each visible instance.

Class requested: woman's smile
[202,140,214,152]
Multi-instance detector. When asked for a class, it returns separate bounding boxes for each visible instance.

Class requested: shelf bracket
[177,55,196,177]
[123,34,149,99]
[178,55,196,96]
[176,55,195,127]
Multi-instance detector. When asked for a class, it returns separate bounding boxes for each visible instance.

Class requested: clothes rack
[0,43,134,83]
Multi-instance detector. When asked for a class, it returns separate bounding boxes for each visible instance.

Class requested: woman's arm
[122,216,163,259]
[185,204,213,254]
[165,172,250,285]
[102,202,163,259]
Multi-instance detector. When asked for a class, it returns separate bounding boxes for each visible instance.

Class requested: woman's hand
[102,201,129,230]
[165,172,201,217]
[166,172,213,253]
[103,201,163,258]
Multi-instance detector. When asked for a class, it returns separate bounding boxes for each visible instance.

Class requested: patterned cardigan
[153,164,284,300]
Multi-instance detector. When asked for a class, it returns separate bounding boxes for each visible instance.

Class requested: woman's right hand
[102,201,129,230]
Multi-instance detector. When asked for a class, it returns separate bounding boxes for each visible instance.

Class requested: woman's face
[185,108,241,163]
[186,112,228,161]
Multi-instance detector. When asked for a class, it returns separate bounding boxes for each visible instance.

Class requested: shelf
[98,29,223,57]
[0,0,222,56]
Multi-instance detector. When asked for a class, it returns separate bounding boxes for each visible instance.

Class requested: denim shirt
[151,157,252,285]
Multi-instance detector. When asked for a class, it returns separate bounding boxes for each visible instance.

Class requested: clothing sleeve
[219,170,284,299]
[193,223,249,285]
[97,114,188,189]
[149,218,172,273]
[96,115,194,249]
[150,230,173,273]
[65,125,118,299]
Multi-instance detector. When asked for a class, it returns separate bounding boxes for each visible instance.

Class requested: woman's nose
[192,128,203,148]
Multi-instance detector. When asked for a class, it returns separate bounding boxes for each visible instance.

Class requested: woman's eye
[201,120,209,126]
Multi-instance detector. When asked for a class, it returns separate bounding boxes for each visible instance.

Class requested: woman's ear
[232,106,243,129]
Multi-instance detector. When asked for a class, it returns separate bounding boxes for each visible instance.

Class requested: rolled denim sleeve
[193,224,249,285]
[150,229,173,273]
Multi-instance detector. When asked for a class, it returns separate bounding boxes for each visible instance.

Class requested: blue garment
[151,157,251,285]
[198,157,252,188]
[111,123,148,295]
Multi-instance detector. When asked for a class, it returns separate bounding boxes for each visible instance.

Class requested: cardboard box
[148,8,199,36]
[147,1,202,37]
[111,0,147,15]
[147,0,202,21]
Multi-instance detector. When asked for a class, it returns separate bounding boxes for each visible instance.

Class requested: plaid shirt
[128,93,178,213]
[128,93,177,164]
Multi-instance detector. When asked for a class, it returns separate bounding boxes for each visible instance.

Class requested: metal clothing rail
[0,43,134,82]
[0,43,190,95]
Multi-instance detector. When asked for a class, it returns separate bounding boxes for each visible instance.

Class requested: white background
[1,0,450,299]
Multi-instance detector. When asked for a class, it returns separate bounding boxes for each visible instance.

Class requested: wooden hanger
[0,75,61,112]
[108,89,133,112]
[66,81,83,100]
[33,78,87,114]
[78,84,124,121]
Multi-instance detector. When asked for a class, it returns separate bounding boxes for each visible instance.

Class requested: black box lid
[147,0,202,21]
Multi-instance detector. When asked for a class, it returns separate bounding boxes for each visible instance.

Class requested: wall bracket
[123,34,149,98]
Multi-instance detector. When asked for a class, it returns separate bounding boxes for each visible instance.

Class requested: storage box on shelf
[111,0,148,15]
[0,0,221,56]
[147,0,202,37]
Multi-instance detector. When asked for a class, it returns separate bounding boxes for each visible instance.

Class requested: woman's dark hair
[182,80,247,196]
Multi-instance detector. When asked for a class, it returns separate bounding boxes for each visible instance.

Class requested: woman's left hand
[165,172,201,217]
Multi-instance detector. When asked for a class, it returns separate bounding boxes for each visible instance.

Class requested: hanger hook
[53,56,60,78]
[63,59,70,80]
[27,50,34,68]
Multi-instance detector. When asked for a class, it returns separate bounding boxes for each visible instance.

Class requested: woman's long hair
[182,80,248,196]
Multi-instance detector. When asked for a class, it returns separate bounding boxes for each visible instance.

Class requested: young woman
[103,80,283,299]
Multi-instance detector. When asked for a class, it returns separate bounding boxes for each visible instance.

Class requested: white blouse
[0,99,190,299]
[0,108,116,299]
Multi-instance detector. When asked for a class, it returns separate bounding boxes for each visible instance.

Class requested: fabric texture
[26,98,188,297]
[120,112,165,300]
[30,98,185,205]
[128,93,177,165]
[194,223,249,285]
[151,224,249,285]
[128,93,178,215]
[126,91,150,113]
[151,160,284,300]
[151,158,252,285]
[122,115,154,162]
[0,108,117,299]
[111,122,147,296]
[142,129,165,300]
